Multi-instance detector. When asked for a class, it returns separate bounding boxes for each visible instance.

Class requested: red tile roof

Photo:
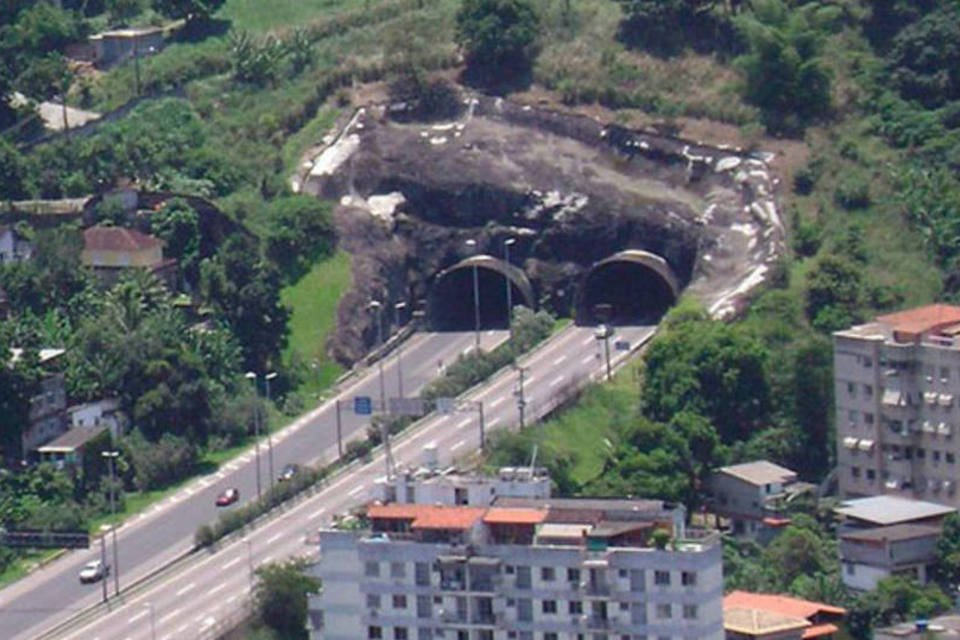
[367,504,485,530]
[83,226,162,252]
[877,304,960,337]
[483,508,547,525]
[803,623,840,639]
[724,591,847,620]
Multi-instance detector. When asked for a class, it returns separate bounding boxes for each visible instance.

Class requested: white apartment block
[834,304,960,507]
[308,496,723,640]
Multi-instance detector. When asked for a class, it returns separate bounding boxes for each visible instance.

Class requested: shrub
[834,175,871,210]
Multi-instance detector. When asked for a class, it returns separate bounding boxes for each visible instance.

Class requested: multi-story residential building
[308,496,723,640]
[838,524,941,591]
[834,304,960,507]
[8,348,68,463]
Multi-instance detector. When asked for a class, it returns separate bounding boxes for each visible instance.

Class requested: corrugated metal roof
[834,496,955,525]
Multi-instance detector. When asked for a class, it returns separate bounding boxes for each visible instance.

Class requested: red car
[216,487,239,507]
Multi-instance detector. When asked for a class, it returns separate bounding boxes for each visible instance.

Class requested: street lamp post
[394,302,407,399]
[264,372,277,490]
[503,238,516,337]
[369,300,386,412]
[465,239,481,350]
[101,450,120,597]
[515,365,527,429]
[595,324,613,381]
[244,371,263,501]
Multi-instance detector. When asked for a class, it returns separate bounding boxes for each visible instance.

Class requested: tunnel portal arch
[427,255,536,331]
[576,249,680,325]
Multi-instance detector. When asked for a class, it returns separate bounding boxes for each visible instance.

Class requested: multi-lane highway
[40,324,654,640]
[1,330,508,640]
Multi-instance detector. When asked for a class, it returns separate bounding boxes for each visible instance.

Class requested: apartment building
[308,496,723,640]
[834,304,960,507]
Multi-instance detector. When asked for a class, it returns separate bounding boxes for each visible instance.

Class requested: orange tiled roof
[483,508,547,525]
[84,226,162,252]
[367,504,485,530]
[877,304,960,336]
[803,623,840,639]
[724,591,847,620]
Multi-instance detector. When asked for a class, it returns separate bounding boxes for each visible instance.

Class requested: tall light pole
[394,302,407,399]
[369,300,386,412]
[245,371,262,501]
[101,450,120,597]
[515,365,527,429]
[264,372,277,490]
[465,238,481,350]
[595,324,613,381]
[503,238,516,337]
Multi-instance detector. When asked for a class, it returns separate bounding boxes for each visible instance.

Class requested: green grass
[281,107,340,177]
[0,550,61,590]
[220,0,376,32]
[281,250,353,397]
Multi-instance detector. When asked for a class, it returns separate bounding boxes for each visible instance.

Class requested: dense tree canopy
[252,559,320,640]
[151,0,224,24]
[887,4,960,108]
[455,0,540,84]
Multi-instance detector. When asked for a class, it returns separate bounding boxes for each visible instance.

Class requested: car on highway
[78,560,109,584]
[278,463,300,482]
[215,487,240,507]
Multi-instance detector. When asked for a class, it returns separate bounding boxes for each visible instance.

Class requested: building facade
[309,498,723,640]
[838,524,940,591]
[707,461,803,540]
[834,304,960,508]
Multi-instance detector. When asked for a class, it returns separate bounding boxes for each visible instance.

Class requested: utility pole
[102,450,120,597]
[394,301,406,399]
[515,365,527,429]
[503,237,516,341]
[264,372,277,490]
[245,372,262,501]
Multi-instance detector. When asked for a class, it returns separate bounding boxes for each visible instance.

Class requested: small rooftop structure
[834,495,956,527]
[837,303,960,345]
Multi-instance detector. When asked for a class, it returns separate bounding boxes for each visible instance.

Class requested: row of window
[366,595,697,617]
[363,562,697,588]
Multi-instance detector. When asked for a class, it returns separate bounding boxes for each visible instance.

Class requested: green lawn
[219,0,367,31]
[281,251,353,397]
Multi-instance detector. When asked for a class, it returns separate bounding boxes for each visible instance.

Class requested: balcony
[583,581,611,596]
[586,616,611,629]
[440,579,465,591]
[471,613,496,625]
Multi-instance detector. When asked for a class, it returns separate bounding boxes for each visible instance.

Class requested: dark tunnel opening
[428,267,530,331]
[576,261,677,326]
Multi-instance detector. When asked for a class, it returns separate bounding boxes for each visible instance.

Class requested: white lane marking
[552,355,567,365]
[581,354,595,365]
[226,596,237,605]
[209,582,228,595]
[222,556,242,571]
[348,485,364,497]
[158,608,182,624]
[549,375,565,387]
[128,609,149,624]
[582,334,596,346]
[455,418,471,429]
[266,532,283,545]
[176,582,196,597]
[451,439,465,451]
[309,509,326,521]
[262,555,274,564]
[524,376,535,386]
[489,416,502,426]
[490,396,505,408]
[176,624,188,635]
[200,616,216,629]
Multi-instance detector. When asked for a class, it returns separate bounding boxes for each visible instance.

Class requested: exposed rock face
[304,95,783,366]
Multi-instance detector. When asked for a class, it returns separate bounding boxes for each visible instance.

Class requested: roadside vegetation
[2,0,959,636]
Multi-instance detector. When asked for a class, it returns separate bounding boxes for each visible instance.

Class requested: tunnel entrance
[428,256,535,331]
[576,251,679,325]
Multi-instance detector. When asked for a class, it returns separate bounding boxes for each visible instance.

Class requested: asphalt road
[1,330,507,640]
[43,324,654,640]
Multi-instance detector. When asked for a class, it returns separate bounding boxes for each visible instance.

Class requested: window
[567,568,581,583]
[619,602,630,611]
[917,448,926,459]
[619,569,629,578]
[654,571,670,586]
[683,604,698,620]
[393,594,407,609]
[863,356,873,367]
[681,572,696,587]
[942,367,951,381]
[866,468,876,481]
[851,466,861,478]
[864,384,873,397]
[934,450,942,462]
[569,600,583,614]
[865,412,875,425]
[541,567,556,581]
[847,382,856,396]
[657,604,672,619]
[542,599,557,614]
[367,594,381,609]
[395,629,408,640]
[846,563,855,575]
[544,634,558,640]
[457,632,468,640]
[391,562,406,578]
[949,453,957,464]
[369,627,383,639]
[365,561,380,577]
[848,409,858,423]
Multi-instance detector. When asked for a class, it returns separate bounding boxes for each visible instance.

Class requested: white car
[78,559,109,584]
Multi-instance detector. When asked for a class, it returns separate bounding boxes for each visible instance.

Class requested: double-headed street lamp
[101,450,120,597]
[503,237,516,337]
[465,238,481,350]
[369,300,386,412]
[246,371,278,494]
[394,301,407,399]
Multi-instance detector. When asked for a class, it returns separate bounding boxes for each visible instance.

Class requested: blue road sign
[354,396,373,415]
[615,340,631,352]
